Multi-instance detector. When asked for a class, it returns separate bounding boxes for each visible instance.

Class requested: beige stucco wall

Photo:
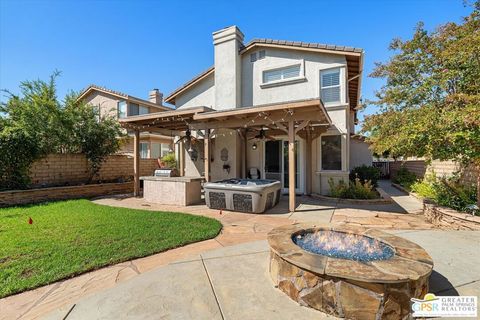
[170,34,363,195]
[83,91,120,118]
[83,91,162,118]
[241,48,347,108]
[175,73,215,110]
[183,129,242,180]
[349,139,373,169]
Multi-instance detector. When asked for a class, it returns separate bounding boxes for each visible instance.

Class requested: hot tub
[204,179,281,213]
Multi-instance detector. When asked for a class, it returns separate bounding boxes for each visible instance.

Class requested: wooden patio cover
[119,98,332,212]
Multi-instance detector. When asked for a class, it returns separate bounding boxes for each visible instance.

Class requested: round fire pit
[268,224,433,320]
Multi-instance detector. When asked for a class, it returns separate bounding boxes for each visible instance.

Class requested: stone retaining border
[392,183,480,230]
[311,187,393,205]
[0,182,133,207]
[424,201,480,231]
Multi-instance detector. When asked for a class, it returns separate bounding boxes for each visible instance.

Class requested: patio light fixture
[252,142,258,150]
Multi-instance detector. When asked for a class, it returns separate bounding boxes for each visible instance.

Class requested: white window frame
[318,133,347,172]
[320,67,342,105]
[117,101,127,119]
[260,60,306,88]
[140,142,149,159]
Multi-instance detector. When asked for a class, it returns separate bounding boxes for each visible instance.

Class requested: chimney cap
[213,25,244,44]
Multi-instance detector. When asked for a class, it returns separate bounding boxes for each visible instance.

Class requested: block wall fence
[28,154,158,187]
[389,160,478,186]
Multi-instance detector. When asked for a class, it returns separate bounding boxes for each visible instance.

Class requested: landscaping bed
[312,187,393,204]
[0,200,222,298]
[0,182,134,207]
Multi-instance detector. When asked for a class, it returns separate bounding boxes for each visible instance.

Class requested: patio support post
[243,128,248,178]
[305,130,312,195]
[288,120,296,212]
[179,140,185,177]
[133,129,140,197]
[204,129,210,182]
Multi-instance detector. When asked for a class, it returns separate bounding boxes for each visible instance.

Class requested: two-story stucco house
[79,85,174,159]
[120,25,372,211]
[165,26,371,192]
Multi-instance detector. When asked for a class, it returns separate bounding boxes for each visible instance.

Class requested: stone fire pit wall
[268,224,434,320]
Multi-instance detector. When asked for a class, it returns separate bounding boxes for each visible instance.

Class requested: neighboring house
[79,85,174,159]
[162,26,372,194]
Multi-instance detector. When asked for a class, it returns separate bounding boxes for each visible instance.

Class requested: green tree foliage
[63,93,126,179]
[0,73,125,189]
[362,2,480,204]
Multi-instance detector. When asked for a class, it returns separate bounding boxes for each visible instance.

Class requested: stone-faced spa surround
[268,223,434,320]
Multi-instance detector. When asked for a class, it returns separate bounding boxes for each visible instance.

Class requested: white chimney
[149,89,163,105]
[212,26,244,110]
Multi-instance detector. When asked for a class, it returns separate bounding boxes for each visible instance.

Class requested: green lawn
[0,199,222,298]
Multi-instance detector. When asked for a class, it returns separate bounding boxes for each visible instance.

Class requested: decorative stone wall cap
[267,223,433,283]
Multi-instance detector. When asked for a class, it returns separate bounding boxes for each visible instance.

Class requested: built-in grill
[154,168,179,177]
[203,179,281,214]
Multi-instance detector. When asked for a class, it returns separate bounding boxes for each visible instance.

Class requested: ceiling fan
[175,128,198,145]
[248,128,275,141]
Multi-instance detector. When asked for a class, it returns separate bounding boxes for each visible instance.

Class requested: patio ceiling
[119,98,331,137]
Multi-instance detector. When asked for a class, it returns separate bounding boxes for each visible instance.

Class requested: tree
[0,73,126,189]
[63,94,126,180]
[361,2,480,205]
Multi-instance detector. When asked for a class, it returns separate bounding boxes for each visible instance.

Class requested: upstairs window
[117,101,127,119]
[321,135,342,170]
[128,103,139,116]
[321,68,341,103]
[263,64,301,84]
[139,106,149,115]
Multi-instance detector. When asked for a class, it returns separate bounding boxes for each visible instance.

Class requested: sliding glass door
[264,140,301,193]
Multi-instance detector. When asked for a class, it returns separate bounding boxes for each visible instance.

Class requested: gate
[372,161,390,178]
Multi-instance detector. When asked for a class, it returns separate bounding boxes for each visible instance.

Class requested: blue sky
[0,0,472,125]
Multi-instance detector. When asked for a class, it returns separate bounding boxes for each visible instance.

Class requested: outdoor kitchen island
[140,176,204,206]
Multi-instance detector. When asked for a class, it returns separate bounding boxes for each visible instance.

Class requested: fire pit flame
[293,230,394,262]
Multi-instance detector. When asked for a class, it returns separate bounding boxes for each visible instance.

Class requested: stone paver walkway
[378,180,424,213]
[44,231,480,320]
[1,185,436,320]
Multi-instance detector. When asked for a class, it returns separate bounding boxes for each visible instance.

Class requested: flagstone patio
[0,182,442,320]
[44,231,480,320]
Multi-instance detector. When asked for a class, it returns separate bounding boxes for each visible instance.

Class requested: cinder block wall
[390,160,478,186]
[29,154,158,187]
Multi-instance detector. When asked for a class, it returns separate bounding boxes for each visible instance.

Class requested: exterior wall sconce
[252,142,258,150]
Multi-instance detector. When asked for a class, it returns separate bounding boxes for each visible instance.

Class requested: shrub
[433,177,477,214]
[0,73,125,188]
[410,173,437,199]
[0,128,42,190]
[349,165,381,186]
[161,152,177,169]
[393,167,418,188]
[411,173,478,215]
[328,178,378,199]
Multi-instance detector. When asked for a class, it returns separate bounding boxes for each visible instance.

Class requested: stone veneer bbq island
[268,223,434,320]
